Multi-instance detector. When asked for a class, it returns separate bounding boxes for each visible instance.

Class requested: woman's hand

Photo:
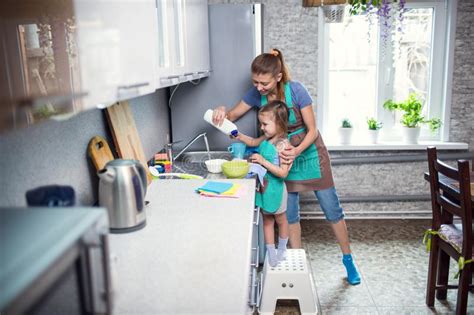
[212,106,227,126]
[249,153,264,165]
[279,144,297,165]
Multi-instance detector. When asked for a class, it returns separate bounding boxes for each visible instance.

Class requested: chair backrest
[427,147,472,258]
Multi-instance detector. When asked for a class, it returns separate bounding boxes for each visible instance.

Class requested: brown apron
[262,83,334,192]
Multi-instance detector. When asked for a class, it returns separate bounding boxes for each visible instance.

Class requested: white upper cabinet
[0,0,159,131]
[0,0,89,129]
[156,0,210,88]
[75,0,159,106]
[156,0,186,87]
[0,0,211,133]
[183,0,210,78]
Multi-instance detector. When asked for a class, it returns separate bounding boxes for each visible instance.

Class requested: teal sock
[342,254,361,285]
[266,244,278,267]
[277,237,288,261]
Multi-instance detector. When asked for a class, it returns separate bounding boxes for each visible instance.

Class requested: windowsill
[326,141,469,151]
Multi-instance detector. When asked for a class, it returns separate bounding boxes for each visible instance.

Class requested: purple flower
[349,0,407,55]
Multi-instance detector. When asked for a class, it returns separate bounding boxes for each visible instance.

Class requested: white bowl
[205,159,227,173]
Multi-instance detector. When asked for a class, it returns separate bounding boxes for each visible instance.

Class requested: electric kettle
[98,159,147,233]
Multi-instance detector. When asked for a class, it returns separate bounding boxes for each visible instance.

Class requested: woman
[212,48,361,285]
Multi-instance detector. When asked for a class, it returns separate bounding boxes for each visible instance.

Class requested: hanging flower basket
[348,0,407,56]
[302,0,347,23]
[322,4,346,23]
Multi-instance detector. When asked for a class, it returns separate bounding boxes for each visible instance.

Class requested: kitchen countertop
[109,178,256,314]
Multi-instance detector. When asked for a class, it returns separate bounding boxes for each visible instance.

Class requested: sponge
[155,153,169,161]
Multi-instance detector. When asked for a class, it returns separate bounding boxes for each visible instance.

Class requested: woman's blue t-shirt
[242,81,313,110]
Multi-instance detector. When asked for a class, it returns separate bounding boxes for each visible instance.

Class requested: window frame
[317,0,458,144]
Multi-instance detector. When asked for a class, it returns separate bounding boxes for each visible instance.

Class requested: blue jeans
[286,187,345,224]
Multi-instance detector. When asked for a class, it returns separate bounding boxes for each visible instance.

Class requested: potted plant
[338,118,353,144]
[383,93,441,144]
[366,117,383,144]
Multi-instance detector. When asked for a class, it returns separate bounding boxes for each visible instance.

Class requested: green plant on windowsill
[341,118,353,128]
[339,118,353,144]
[383,93,441,132]
[367,117,383,130]
[366,117,382,144]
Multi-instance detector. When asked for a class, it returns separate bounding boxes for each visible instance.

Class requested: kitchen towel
[199,184,246,198]
[199,184,245,198]
[246,163,267,186]
[196,181,234,194]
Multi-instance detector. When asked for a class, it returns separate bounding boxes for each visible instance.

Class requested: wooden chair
[426,147,473,315]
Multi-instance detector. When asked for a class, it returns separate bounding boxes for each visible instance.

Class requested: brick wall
[451,0,474,150]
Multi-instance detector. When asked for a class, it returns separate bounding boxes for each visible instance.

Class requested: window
[318,0,454,144]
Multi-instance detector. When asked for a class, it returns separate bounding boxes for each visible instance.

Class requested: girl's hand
[279,144,297,165]
[249,153,264,165]
[212,106,227,126]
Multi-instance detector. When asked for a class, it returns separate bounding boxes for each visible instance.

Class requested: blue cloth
[196,181,233,194]
[246,163,267,186]
[242,81,313,110]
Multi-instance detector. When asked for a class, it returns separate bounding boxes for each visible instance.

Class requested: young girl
[237,100,291,267]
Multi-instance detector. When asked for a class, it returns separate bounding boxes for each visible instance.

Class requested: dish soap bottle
[203,109,238,137]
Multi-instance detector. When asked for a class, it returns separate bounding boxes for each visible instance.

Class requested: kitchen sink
[152,151,231,180]
[174,151,232,163]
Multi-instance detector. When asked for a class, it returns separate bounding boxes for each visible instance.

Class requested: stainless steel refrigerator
[170,3,263,151]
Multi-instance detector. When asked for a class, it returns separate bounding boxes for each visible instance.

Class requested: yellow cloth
[197,184,242,198]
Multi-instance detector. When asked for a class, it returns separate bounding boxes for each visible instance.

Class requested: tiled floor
[272,219,474,315]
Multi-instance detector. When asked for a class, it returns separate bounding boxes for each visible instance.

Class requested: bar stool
[258,249,319,315]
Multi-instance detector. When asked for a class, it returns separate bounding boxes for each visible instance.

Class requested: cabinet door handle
[251,246,259,267]
[253,207,260,225]
[257,273,263,307]
[117,82,149,99]
[117,82,149,90]
[18,91,88,108]
[249,267,257,306]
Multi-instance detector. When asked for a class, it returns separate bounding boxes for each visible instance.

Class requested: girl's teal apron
[255,140,284,213]
[261,82,322,182]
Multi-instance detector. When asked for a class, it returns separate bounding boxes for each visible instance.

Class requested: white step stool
[258,249,319,315]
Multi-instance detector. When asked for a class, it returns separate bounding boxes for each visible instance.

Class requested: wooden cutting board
[87,136,114,172]
[105,101,152,184]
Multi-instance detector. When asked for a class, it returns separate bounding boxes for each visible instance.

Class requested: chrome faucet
[171,132,211,162]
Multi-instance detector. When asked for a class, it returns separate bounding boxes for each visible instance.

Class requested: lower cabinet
[248,206,262,312]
